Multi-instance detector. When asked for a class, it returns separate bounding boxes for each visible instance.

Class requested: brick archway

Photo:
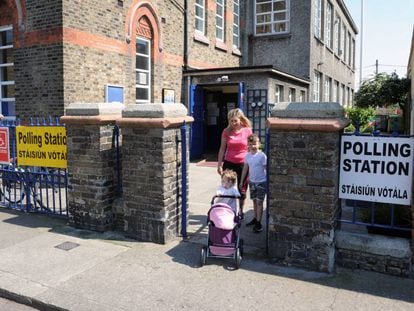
[0,0,26,29]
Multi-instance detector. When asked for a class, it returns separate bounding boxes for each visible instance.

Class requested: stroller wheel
[200,246,207,267]
[234,248,242,269]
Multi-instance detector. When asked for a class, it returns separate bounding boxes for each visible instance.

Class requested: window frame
[195,0,206,35]
[324,77,331,101]
[254,0,290,36]
[275,84,284,103]
[233,0,240,48]
[313,71,321,102]
[325,2,333,48]
[288,88,296,102]
[314,0,322,39]
[135,37,151,103]
[0,25,15,118]
[216,0,225,42]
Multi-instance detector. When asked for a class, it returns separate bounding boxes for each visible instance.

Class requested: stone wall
[267,102,348,273]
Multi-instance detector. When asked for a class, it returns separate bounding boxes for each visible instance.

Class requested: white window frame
[195,0,206,35]
[135,37,151,103]
[324,77,331,101]
[254,0,290,36]
[314,0,322,39]
[341,24,346,60]
[300,90,306,102]
[288,88,295,102]
[334,15,340,55]
[313,71,321,102]
[233,0,240,47]
[325,2,332,48]
[216,0,225,41]
[275,84,284,103]
[333,80,338,102]
[0,25,15,118]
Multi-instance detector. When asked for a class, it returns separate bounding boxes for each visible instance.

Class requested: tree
[354,72,410,109]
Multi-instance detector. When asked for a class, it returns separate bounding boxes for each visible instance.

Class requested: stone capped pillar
[116,103,193,244]
[61,103,124,231]
[267,102,349,273]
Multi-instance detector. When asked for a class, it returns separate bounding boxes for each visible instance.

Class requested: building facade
[1,0,357,156]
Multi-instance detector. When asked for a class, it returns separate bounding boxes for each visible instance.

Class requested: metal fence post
[180,122,187,239]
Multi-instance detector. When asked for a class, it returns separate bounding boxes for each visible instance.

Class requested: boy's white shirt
[245,151,267,183]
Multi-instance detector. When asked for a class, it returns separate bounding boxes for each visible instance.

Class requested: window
[135,37,151,103]
[324,77,331,101]
[255,0,290,36]
[233,0,240,47]
[341,24,346,60]
[341,84,345,106]
[325,2,333,48]
[195,0,206,34]
[334,15,340,55]
[348,32,352,66]
[288,88,295,102]
[314,0,322,39]
[313,71,321,102]
[333,80,339,102]
[351,38,355,69]
[0,26,15,117]
[275,84,284,103]
[300,90,306,102]
[216,0,225,41]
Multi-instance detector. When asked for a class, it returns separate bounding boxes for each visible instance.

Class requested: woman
[217,108,252,218]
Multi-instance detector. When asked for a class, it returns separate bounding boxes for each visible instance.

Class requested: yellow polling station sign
[16,126,67,168]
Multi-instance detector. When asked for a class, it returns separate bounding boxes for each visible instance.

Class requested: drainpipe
[184,0,189,69]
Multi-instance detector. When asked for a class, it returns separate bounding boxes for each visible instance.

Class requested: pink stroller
[199,195,244,269]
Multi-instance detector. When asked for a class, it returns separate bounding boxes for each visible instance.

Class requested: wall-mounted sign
[0,127,10,164]
[162,88,175,104]
[339,135,414,205]
[16,126,67,168]
[105,85,124,103]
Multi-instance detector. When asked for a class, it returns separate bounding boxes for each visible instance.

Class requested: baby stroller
[199,195,244,269]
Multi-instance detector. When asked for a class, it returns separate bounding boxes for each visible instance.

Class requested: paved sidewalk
[0,163,413,311]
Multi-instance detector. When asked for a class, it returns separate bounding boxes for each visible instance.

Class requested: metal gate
[0,118,68,217]
[246,89,274,151]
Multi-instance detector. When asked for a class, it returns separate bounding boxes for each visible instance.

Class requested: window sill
[193,32,210,45]
[215,40,228,52]
[232,47,242,56]
[252,32,292,40]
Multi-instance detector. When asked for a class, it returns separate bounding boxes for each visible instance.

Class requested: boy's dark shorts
[248,181,267,201]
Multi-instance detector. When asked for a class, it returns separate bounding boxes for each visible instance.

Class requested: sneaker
[253,222,263,233]
[246,218,257,226]
[238,212,244,220]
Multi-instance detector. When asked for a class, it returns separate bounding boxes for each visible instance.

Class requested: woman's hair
[221,169,237,185]
[227,108,251,128]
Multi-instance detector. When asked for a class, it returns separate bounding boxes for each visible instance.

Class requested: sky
[343,0,414,87]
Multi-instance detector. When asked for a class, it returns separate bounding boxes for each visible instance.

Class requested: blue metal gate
[0,118,68,217]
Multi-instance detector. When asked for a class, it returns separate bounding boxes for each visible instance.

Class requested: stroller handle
[211,195,240,205]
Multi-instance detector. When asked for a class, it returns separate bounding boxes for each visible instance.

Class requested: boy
[216,169,240,213]
[240,134,267,233]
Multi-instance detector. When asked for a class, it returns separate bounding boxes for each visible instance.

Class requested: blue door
[190,85,204,160]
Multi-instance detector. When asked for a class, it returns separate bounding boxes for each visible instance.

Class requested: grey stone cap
[65,103,124,116]
[336,230,411,258]
[122,103,188,118]
[271,102,345,119]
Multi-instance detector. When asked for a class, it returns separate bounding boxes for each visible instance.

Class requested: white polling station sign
[339,135,414,205]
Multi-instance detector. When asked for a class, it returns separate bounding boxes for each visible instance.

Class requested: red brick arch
[0,0,26,29]
[125,1,162,59]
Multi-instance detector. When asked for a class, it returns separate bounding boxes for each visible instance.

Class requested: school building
[1,0,357,157]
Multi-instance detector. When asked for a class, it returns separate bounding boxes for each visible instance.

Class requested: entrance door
[190,85,204,160]
[189,83,245,159]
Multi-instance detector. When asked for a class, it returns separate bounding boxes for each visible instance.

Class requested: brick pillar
[61,103,123,232]
[267,102,349,273]
[117,104,193,244]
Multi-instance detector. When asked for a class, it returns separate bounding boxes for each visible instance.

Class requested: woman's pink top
[222,127,252,164]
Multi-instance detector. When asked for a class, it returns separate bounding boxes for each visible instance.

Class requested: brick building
[1,0,357,157]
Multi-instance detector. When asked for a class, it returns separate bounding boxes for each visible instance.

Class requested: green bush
[345,107,375,129]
